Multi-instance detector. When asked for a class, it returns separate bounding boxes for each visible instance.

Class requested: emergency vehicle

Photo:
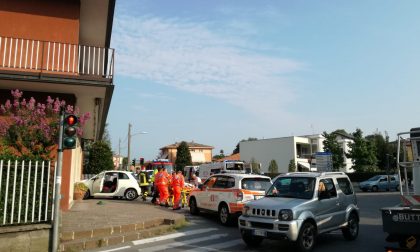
[149,159,173,173]
[183,165,199,182]
[188,173,272,225]
[198,160,247,181]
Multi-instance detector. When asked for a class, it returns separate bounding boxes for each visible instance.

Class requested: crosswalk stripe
[99,246,131,252]
[138,233,229,252]
[132,228,218,245]
[182,239,244,252]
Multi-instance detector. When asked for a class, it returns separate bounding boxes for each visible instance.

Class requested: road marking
[182,239,244,252]
[138,233,229,252]
[132,228,218,245]
[99,246,131,252]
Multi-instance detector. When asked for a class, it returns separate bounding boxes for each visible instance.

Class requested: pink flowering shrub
[0,89,90,160]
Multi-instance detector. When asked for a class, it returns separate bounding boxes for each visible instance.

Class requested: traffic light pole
[127,123,131,171]
[52,109,65,252]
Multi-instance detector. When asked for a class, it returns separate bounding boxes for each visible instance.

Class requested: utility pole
[52,108,65,252]
[127,123,131,171]
[118,138,121,170]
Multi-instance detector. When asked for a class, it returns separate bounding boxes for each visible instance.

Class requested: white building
[240,133,354,174]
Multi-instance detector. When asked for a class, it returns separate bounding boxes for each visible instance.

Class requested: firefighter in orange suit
[171,170,185,210]
[158,167,171,206]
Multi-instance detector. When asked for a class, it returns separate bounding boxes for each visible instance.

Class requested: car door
[92,172,104,194]
[378,176,388,191]
[196,176,217,210]
[211,176,233,211]
[314,178,341,231]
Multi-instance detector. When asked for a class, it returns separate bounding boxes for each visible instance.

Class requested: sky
[107,0,420,161]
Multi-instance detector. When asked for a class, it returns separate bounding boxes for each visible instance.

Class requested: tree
[175,141,192,172]
[0,89,90,161]
[365,132,392,170]
[85,141,114,174]
[232,137,258,154]
[213,149,225,160]
[322,131,344,171]
[101,123,112,147]
[268,159,279,174]
[346,128,378,172]
[250,157,261,174]
[288,159,296,172]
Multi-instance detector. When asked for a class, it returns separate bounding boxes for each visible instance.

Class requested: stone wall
[0,224,51,252]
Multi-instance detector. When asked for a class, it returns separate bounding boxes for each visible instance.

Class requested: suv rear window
[337,177,353,195]
[241,178,271,191]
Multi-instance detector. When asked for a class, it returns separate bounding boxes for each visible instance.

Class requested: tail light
[234,190,243,201]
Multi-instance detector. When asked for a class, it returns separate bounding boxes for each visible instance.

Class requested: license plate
[254,195,264,200]
[253,229,266,237]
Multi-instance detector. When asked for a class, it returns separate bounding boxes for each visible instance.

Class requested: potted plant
[73,182,89,201]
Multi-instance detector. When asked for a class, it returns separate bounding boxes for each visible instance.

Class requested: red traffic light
[65,114,78,126]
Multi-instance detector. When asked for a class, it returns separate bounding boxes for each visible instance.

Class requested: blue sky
[107,1,420,161]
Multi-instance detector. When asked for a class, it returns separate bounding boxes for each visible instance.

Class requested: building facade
[0,0,116,210]
[240,134,354,174]
[160,141,214,164]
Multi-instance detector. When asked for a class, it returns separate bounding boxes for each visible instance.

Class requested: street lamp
[127,123,148,170]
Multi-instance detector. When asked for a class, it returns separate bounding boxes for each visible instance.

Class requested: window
[337,178,353,195]
[319,178,337,197]
[267,177,315,199]
[118,173,129,180]
[204,176,217,188]
[213,176,235,189]
[241,178,272,191]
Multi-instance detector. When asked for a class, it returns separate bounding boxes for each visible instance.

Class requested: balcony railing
[0,36,114,80]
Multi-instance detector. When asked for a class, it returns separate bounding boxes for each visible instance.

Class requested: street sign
[315,152,333,172]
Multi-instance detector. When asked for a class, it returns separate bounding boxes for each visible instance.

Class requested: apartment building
[0,0,116,210]
[160,141,214,164]
[240,133,354,174]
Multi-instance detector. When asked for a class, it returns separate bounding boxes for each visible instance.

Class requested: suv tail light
[234,190,243,201]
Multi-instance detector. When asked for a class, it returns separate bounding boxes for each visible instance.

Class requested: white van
[199,160,246,181]
[184,165,200,182]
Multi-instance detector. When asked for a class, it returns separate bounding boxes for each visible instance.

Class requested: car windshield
[266,177,315,199]
[241,178,271,191]
[367,175,382,181]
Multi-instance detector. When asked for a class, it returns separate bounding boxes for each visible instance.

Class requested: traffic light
[63,114,78,149]
[140,158,144,165]
[131,159,136,166]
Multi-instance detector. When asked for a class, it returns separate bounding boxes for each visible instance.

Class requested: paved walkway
[61,199,184,232]
[60,199,186,251]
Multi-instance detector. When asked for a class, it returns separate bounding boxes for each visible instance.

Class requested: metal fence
[0,36,114,79]
[0,160,55,226]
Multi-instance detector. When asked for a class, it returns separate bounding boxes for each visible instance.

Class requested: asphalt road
[91,192,400,252]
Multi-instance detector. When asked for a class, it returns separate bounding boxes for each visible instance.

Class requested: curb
[60,216,186,251]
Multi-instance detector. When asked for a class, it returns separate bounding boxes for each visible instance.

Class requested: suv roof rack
[320,172,346,176]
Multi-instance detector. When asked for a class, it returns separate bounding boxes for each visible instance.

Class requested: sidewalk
[60,199,186,251]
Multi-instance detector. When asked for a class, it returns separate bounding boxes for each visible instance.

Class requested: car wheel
[83,190,90,200]
[342,212,359,241]
[219,203,232,226]
[371,186,378,192]
[189,197,199,215]
[125,188,138,201]
[296,221,316,252]
[241,230,263,247]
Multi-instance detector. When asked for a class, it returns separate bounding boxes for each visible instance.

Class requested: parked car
[359,174,400,192]
[238,172,359,252]
[189,173,272,225]
[82,171,142,200]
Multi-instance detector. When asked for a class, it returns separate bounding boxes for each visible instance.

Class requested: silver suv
[238,172,359,252]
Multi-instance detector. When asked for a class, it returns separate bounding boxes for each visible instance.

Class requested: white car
[82,171,142,201]
[188,173,272,225]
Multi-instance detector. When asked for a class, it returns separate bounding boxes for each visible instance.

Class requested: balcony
[0,36,114,82]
